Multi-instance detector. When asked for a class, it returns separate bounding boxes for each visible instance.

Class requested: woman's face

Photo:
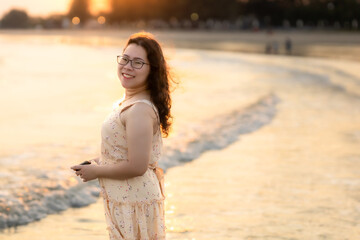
[117,43,150,90]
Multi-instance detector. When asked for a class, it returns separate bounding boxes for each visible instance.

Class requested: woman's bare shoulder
[121,102,157,126]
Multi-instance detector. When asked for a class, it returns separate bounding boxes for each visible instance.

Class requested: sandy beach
[0,30,360,239]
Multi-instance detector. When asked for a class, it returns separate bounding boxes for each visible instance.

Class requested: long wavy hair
[124,32,176,137]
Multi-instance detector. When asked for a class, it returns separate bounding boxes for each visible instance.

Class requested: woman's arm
[71,161,139,182]
[122,102,155,176]
[71,103,155,182]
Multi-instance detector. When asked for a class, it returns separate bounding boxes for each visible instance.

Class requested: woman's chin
[120,82,128,88]
[120,80,134,89]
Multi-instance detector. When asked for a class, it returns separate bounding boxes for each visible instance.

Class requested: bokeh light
[97,16,106,24]
[191,13,199,21]
[72,16,80,25]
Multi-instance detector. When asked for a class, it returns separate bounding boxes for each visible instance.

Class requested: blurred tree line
[107,0,239,23]
[0,9,29,28]
[239,0,360,28]
[0,0,359,29]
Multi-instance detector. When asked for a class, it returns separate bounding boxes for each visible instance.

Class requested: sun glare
[90,0,110,15]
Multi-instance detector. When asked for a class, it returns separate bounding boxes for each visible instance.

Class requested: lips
[122,73,135,79]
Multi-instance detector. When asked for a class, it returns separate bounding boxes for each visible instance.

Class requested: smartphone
[75,160,91,171]
[80,160,91,165]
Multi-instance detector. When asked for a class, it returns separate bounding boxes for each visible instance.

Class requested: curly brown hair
[124,32,176,137]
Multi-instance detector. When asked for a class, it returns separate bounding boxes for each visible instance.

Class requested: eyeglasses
[116,55,150,69]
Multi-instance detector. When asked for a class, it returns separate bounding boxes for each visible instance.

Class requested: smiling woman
[70,31,176,240]
[117,45,151,89]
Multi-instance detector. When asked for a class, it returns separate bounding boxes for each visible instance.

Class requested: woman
[70,31,174,239]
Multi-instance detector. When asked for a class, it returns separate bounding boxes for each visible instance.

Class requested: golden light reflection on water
[165,209,174,214]
[68,176,78,185]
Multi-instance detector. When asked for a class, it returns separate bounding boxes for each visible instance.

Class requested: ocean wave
[0,92,280,230]
[160,93,280,170]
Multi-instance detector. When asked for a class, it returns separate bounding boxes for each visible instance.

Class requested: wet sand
[165,112,360,239]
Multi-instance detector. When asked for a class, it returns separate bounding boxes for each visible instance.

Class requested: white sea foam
[0,92,280,229]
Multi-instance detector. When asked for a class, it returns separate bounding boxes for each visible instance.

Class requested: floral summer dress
[98,99,166,240]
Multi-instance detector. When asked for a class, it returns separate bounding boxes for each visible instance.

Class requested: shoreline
[1,29,360,62]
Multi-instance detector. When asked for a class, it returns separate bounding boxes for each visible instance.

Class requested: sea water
[0,31,273,230]
[0,31,359,239]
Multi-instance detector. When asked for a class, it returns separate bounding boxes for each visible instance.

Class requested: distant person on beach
[285,37,292,55]
[265,41,272,54]
[272,40,279,54]
[71,32,175,239]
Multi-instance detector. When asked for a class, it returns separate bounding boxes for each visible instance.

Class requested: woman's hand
[70,164,99,182]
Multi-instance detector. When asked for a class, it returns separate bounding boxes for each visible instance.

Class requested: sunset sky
[0,0,109,18]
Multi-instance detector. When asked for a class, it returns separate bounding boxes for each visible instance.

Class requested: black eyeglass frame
[116,55,150,69]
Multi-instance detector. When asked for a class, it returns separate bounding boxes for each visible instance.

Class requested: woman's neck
[124,86,150,102]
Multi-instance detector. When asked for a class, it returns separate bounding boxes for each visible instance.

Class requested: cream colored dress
[98,99,166,240]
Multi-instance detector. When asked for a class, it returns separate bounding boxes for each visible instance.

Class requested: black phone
[80,160,91,165]
[75,160,91,171]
